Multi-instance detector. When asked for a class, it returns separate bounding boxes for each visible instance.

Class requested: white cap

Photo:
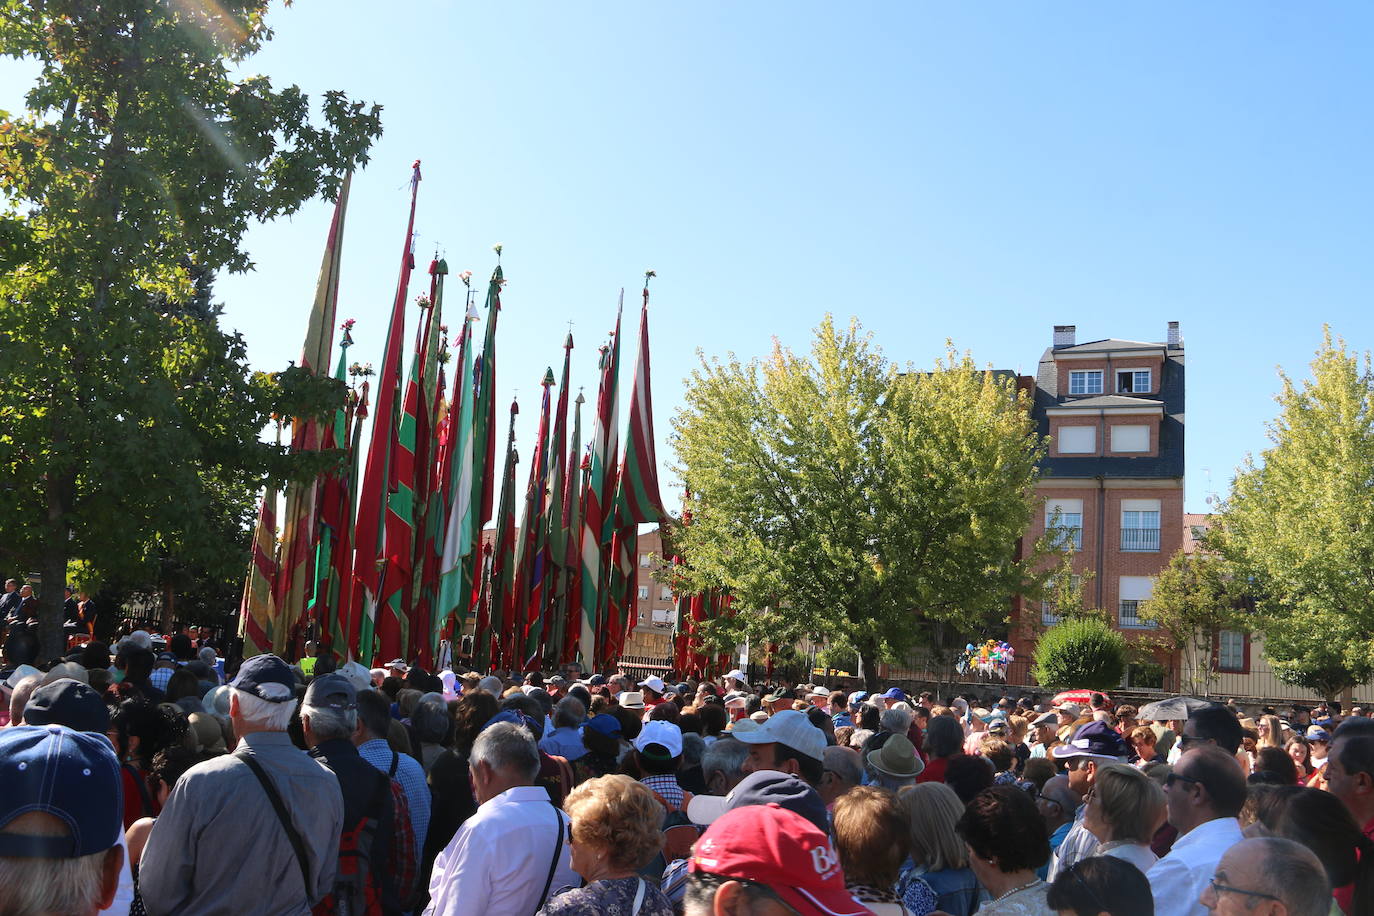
[619,691,646,709]
[386,658,408,671]
[731,709,826,762]
[3,664,40,691]
[634,720,684,758]
[338,661,373,693]
[724,669,747,684]
[808,686,830,699]
[638,676,666,694]
[723,692,749,710]
[728,717,761,735]
[478,675,505,695]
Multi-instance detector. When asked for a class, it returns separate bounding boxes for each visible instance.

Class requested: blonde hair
[1093,763,1165,844]
[1258,715,1284,749]
[897,782,968,870]
[1007,715,1029,741]
[563,775,665,871]
[1129,725,1158,747]
[833,786,909,888]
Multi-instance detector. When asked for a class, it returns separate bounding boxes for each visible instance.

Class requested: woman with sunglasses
[1046,857,1152,916]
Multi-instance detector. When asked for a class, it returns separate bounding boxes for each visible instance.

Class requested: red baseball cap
[689,803,868,916]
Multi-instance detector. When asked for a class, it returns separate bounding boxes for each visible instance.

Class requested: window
[660,586,672,601]
[639,554,651,569]
[1116,369,1151,393]
[1042,575,1081,626]
[1218,630,1246,672]
[1057,426,1096,454]
[1069,370,1103,395]
[1121,499,1161,551]
[1046,499,1083,551]
[1111,425,1149,453]
[637,585,649,600]
[1119,576,1157,628]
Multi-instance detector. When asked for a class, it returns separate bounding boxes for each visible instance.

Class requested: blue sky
[6,2,1373,513]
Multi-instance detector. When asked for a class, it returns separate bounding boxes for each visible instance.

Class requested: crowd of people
[0,636,1369,916]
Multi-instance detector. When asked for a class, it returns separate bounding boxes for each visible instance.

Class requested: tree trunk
[857,642,880,692]
[160,581,176,634]
[37,472,74,661]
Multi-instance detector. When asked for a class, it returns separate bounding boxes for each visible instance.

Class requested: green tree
[1140,550,1250,696]
[1211,330,1374,701]
[0,2,381,656]
[672,316,1048,688]
[1031,617,1128,690]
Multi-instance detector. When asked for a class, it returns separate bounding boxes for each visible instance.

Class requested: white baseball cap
[638,676,666,694]
[731,709,826,762]
[634,720,684,758]
[724,669,747,684]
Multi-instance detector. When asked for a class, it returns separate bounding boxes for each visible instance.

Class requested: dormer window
[1069,370,1103,395]
[1116,369,1151,393]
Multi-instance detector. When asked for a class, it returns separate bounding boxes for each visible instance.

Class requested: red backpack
[313,775,390,916]
[384,752,420,910]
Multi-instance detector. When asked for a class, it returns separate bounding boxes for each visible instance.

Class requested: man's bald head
[1202,837,1328,916]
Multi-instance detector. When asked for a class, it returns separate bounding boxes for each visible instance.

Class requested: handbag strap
[534,800,565,914]
[235,750,312,896]
[631,878,646,916]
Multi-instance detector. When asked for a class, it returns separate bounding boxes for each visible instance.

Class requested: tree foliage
[671,315,1048,687]
[1140,550,1251,696]
[1211,330,1374,699]
[0,1,382,655]
[1031,617,1128,691]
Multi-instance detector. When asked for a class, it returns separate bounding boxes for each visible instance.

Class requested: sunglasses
[1166,772,1206,792]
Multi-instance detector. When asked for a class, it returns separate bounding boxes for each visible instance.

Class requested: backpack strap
[534,800,565,915]
[389,750,399,779]
[235,750,312,896]
[123,763,155,817]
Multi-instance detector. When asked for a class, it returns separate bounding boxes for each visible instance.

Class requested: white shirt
[1098,841,1158,874]
[424,785,577,916]
[1147,817,1243,916]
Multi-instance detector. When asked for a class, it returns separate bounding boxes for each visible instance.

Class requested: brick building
[1010,322,1185,688]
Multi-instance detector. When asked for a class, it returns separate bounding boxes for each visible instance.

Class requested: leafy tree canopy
[1140,550,1251,696]
[1211,329,1374,699]
[671,315,1048,687]
[0,1,382,656]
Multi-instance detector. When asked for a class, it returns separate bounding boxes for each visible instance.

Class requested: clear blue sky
[6,3,1374,513]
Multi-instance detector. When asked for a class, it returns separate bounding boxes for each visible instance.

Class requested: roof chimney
[1167,321,1181,349]
[1053,325,1077,349]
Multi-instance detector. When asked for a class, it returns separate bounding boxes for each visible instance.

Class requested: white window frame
[1115,368,1151,393]
[1121,500,1161,552]
[1069,370,1103,395]
[1110,424,1150,453]
[637,585,649,600]
[1045,499,1084,551]
[1119,576,1157,628]
[660,586,672,601]
[639,554,651,569]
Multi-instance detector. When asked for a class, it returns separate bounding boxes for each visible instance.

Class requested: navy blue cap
[303,673,356,710]
[1053,720,1128,760]
[482,709,540,733]
[23,678,110,734]
[231,654,297,702]
[587,674,607,686]
[685,769,829,832]
[0,725,123,858]
[582,713,622,738]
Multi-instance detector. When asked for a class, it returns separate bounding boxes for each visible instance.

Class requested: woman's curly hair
[563,774,666,871]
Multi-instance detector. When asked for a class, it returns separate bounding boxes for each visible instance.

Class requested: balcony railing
[1118,600,1157,629]
[1121,527,1160,552]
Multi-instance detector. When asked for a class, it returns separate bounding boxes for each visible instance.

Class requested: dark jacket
[310,737,400,915]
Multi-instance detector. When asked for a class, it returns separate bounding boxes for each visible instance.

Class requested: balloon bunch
[956,640,1016,680]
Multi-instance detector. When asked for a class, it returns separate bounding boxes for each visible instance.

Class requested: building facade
[1010,323,1186,688]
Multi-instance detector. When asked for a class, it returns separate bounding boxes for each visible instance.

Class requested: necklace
[994,878,1043,902]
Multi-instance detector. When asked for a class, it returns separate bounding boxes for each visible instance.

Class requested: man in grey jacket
[139,655,344,915]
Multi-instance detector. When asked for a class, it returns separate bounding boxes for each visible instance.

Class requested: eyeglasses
[1177,734,1210,748]
[1209,875,1279,903]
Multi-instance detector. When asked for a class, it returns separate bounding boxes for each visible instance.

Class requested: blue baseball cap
[231,654,297,702]
[483,709,541,734]
[881,687,907,701]
[685,770,829,832]
[1053,720,1128,761]
[0,725,123,858]
[303,673,356,711]
[582,713,622,738]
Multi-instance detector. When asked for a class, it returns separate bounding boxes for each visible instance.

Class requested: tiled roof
[1054,338,1168,353]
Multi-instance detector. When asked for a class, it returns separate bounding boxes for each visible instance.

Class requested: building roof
[1053,337,1172,354]
[1045,395,1164,411]
[1032,345,1185,480]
